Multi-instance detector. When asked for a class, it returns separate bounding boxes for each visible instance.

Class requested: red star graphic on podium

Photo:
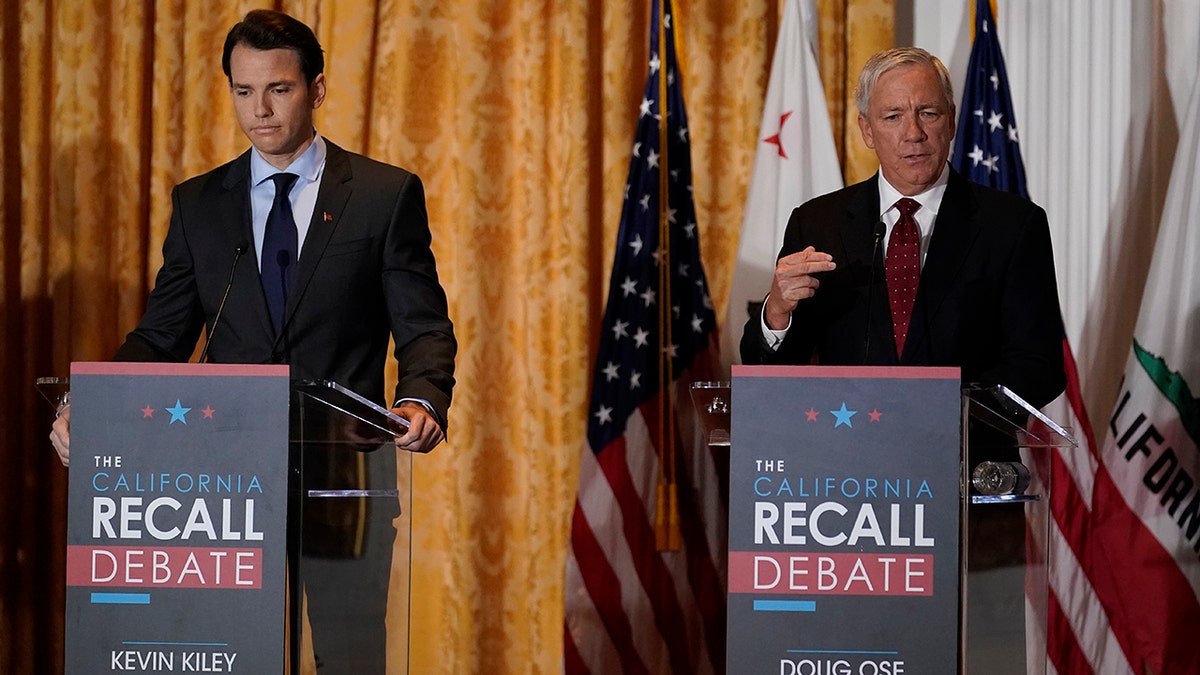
[202,406,216,419]
[805,407,819,422]
[869,408,883,422]
[141,405,155,418]
[762,111,794,158]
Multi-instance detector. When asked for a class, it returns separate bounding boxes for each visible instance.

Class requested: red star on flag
[762,111,793,158]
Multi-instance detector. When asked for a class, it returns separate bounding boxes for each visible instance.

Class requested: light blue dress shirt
[248,134,327,270]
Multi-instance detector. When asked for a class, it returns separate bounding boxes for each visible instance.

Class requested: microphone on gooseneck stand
[200,242,248,364]
[863,221,887,364]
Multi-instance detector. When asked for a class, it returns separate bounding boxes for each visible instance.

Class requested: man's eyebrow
[230,79,298,89]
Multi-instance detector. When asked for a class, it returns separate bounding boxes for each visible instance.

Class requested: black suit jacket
[741,169,1065,409]
[116,140,456,424]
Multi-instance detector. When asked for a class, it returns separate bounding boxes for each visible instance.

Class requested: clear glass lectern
[961,385,1077,675]
[291,380,415,675]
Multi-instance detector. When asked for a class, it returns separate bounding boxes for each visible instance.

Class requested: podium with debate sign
[703,365,1076,675]
[45,362,417,674]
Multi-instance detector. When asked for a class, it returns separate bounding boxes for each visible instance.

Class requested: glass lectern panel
[962,385,1077,675]
[291,380,412,675]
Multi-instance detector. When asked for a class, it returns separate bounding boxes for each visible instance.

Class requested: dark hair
[221,10,324,85]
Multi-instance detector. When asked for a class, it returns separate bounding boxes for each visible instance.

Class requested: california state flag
[721,0,842,368]
[1088,69,1200,672]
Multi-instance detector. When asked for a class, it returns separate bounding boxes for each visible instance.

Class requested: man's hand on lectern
[50,402,71,467]
[390,402,444,453]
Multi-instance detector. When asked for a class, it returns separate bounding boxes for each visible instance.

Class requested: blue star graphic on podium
[166,399,191,425]
[831,402,857,428]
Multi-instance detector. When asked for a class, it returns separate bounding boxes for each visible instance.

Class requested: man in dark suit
[50,9,455,672]
[741,48,1065,662]
[741,47,1064,411]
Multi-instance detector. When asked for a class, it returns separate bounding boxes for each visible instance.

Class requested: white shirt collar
[877,163,951,220]
[250,132,327,187]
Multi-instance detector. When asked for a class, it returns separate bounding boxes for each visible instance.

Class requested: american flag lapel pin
[323,211,333,223]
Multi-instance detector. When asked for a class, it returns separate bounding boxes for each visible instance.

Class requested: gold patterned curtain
[0,1,890,672]
[816,0,894,184]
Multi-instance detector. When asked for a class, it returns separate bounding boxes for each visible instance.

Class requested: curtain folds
[0,1,890,672]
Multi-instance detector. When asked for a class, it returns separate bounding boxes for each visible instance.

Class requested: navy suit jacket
[741,168,1065,409]
[116,140,456,424]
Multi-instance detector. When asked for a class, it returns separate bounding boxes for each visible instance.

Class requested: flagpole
[654,0,680,552]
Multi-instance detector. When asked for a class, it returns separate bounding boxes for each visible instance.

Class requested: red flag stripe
[1050,451,1141,669]
[1046,589,1097,675]
[638,391,720,667]
[567,500,652,674]
[574,432,674,672]
[1045,498,1132,673]
[1045,337,1131,673]
[670,450,725,670]
[563,619,590,674]
[594,426,703,674]
[570,421,726,675]
[577,412,717,673]
[1061,339,1098,452]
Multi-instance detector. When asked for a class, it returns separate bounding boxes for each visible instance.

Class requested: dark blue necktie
[261,172,299,333]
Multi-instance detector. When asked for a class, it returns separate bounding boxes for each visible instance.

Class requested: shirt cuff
[760,298,791,351]
[393,397,439,423]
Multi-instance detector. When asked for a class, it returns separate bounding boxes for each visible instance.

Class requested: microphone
[863,221,887,363]
[200,242,248,364]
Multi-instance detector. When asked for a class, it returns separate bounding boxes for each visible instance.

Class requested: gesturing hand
[763,246,836,330]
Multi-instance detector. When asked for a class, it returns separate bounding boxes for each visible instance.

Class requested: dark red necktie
[885,197,921,357]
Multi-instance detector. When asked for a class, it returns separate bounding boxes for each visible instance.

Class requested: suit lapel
[904,170,981,360]
[218,152,276,340]
[218,150,255,245]
[841,178,879,268]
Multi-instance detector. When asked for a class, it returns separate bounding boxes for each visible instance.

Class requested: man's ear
[310,73,327,110]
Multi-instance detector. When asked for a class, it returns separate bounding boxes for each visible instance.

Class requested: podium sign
[65,363,290,673]
[728,366,961,674]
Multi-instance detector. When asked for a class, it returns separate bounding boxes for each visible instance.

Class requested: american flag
[951,0,1028,197]
[563,0,727,672]
[951,1,1132,672]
